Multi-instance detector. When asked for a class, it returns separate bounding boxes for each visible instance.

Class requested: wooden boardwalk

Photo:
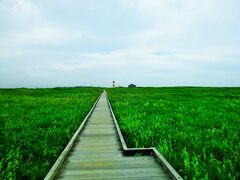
[46,92,182,180]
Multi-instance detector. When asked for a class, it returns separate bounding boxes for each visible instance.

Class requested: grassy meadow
[107,87,240,180]
[1,86,239,179]
[0,87,102,179]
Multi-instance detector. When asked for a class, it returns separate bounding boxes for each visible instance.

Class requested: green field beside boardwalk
[1,86,239,179]
[107,87,240,180]
[0,87,102,179]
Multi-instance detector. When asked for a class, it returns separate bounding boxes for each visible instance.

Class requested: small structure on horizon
[128,84,136,88]
[113,81,115,88]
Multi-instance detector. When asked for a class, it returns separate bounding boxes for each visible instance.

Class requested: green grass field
[107,87,240,180]
[0,87,101,179]
[1,87,239,179]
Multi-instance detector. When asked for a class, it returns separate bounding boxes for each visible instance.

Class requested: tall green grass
[0,87,101,179]
[108,87,240,180]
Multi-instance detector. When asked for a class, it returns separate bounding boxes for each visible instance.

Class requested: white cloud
[118,0,138,7]
[0,0,40,22]
[0,25,83,46]
[12,0,39,18]
[50,52,130,71]
[136,0,227,24]
[0,0,85,47]
[120,0,239,51]
[0,49,23,58]
[46,47,238,73]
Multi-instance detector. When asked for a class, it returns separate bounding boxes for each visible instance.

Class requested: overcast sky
[0,0,240,88]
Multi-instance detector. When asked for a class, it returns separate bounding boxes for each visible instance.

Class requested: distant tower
[112,81,115,88]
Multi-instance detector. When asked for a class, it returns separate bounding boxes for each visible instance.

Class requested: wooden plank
[71,150,122,155]
[66,155,156,163]
[58,176,169,180]
[81,130,116,134]
[85,124,115,128]
[62,161,161,170]
[59,167,168,176]
[67,153,123,161]
[58,175,169,180]
[73,141,119,146]
[63,159,158,167]
[73,144,120,150]
[78,137,118,142]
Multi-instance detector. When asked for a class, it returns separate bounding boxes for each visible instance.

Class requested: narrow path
[56,93,171,179]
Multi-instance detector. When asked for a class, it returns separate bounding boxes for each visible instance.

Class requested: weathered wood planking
[45,92,182,180]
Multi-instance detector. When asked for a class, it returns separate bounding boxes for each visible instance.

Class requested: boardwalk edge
[44,95,101,180]
[106,92,183,180]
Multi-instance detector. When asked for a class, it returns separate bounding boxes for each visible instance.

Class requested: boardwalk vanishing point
[45,92,183,180]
